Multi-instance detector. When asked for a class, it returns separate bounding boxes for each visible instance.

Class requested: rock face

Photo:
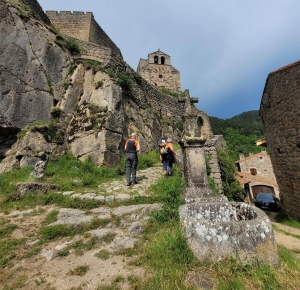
[0,0,224,179]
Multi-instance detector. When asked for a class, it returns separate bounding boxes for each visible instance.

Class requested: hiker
[124,132,140,186]
[160,138,176,176]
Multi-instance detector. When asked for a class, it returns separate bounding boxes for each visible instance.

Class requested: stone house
[260,59,300,221]
[137,50,182,92]
[235,151,279,200]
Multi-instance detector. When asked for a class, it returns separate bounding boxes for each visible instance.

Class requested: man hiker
[124,133,140,186]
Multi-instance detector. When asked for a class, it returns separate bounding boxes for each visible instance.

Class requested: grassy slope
[0,153,300,289]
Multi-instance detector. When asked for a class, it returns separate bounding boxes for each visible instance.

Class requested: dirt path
[268,212,300,256]
[0,165,164,290]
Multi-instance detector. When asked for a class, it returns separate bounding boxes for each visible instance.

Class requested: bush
[217,149,246,201]
[117,72,133,89]
[81,59,104,73]
[50,107,62,118]
[160,88,181,98]
[64,38,80,54]
[176,119,184,131]
[95,80,104,89]
[134,73,143,85]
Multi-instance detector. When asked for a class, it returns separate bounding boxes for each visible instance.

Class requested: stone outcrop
[0,0,224,199]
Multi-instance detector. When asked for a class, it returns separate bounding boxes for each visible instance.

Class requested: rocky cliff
[0,0,216,175]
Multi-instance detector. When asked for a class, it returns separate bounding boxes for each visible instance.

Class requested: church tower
[137,49,182,92]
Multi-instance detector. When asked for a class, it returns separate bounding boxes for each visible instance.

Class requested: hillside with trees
[209,110,266,161]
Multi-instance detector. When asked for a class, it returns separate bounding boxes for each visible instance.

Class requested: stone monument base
[179,200,279,266]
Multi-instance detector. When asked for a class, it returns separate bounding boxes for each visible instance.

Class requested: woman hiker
[160,138,176,176]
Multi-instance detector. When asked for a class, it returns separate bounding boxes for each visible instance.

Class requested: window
[154,55,158,64]
[250,168,257,175]
[161,56,165,64]
[159,74,162,78]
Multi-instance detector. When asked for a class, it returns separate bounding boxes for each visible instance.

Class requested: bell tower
[137,49,182,92]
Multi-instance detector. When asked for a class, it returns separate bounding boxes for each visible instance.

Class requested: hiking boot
[133,181,138,184]
[127,182,132,186]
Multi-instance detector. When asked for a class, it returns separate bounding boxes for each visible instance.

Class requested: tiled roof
[237,171,278,187]
[235,152,269,164]
[269,59,300,75]
[236,175,250,185]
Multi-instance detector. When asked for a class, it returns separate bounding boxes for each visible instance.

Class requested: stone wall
[89,16,122,58]
[237,152,277,181]
[205,135,226,194]
[23,0,51,25]
[46,11,122,58]
[260,60,300,221]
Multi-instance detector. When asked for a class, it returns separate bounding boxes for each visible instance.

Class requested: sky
[38,0,300,119]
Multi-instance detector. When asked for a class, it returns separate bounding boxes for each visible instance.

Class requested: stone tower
[137,50,182,92]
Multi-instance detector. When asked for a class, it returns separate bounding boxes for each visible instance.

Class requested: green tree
[217,149,246,201]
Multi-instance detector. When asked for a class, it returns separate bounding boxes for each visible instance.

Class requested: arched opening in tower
[161,56,165,64]
[154,56,158,64]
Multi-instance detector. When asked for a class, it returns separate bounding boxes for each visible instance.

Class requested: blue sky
[38,0,300,119]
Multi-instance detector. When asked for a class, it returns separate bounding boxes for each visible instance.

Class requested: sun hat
[166,138,172,142]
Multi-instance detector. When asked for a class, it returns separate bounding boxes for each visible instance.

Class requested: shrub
[68,62,75,75]
[64,38,80,54]
[117,72,133,89]
[160,87,180,98]
[176,119,184,131]
[50,107,62,118]
[18,130,27,139]
[134,73,143,85]
[106,68,116,79]
[95,80,104,89]
[47,78,53,95]
[81,59,104,73]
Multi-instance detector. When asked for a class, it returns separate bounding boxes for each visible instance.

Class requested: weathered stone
[112,237,139,251]
[115,193,131,202]
[16,182,57,195]
[94,195,105,203]
[41,249,56,261]
[49,208,93,226]
[26,239,40,246]
[29,152,48,179]
[88,229,116,242]
[105,195,115,203]
[180,202,279,266]
[126,221,143,236]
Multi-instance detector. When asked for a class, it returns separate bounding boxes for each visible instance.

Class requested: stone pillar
[182,140,207,188]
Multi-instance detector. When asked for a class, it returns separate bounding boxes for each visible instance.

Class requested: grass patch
[149,167,185,222]
[39,217,109,242]
[160,87,184,98]
[272,224,300,240]
[68,265,89,276]
[274,208,300,229]
[81,59,105,73]
[95,249,111,260]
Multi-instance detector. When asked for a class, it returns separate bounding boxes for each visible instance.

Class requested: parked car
[254,193,281,211]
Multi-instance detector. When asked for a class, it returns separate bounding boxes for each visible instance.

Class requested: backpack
[159,142,168,155]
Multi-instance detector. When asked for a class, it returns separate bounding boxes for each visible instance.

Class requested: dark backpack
[159,142,168,155]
